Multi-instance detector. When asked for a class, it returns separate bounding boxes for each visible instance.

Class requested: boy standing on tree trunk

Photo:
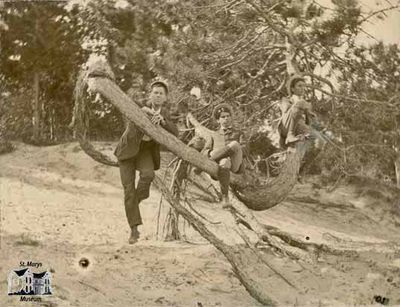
[190,104,244,208]
[114,80,178,244]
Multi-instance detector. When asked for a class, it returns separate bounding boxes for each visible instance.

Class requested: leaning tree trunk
[80,61,309,211]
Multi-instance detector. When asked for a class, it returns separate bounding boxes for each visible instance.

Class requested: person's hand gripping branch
[151,110,166,126]
[141,106,165,126]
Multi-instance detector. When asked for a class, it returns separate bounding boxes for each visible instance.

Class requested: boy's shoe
[128,226,140,244]
[221,195,233,210]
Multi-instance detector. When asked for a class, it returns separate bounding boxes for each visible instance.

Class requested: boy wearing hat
[114,80,179,244]
[191,103,243,208]
[278,76,316,146]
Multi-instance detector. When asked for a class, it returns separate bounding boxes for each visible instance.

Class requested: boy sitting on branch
[277,75,331,149]
[189,104,244,208]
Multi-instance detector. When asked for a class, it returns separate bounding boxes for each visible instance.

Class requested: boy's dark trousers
[118,141,155,227]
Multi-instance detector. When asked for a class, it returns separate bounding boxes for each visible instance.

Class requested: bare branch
[224,49,280,99]
[359,28,379,43]
[220,28,255,53]
[316,43,379,82]
[359,4,400,24]
[244,0,296,44]
[309,85,396,108]
[218,45,284,70]
[302,72,335,93]
[232,26,270,55]
[216,0,245,13]
[192,0,243,10]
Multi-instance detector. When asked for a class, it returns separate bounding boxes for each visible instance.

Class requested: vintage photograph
[0,0,399,306]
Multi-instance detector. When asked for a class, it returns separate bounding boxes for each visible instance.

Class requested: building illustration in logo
[8,268,52,296]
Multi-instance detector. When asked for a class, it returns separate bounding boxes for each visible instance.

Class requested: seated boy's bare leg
[218,159,233,209]
[227,141,243,173]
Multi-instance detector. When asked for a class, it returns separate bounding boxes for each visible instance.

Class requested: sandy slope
[0,142,399,306]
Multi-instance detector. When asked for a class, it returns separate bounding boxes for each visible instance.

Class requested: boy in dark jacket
[114,80,178,244]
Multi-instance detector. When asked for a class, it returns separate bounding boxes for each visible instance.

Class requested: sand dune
[1,142,399,306]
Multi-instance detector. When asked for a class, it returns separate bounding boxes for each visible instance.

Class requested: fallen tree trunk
[78,61,309,211]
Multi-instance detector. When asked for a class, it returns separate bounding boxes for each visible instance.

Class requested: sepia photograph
[0,0,399,306]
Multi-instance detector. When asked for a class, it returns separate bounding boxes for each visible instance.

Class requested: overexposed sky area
[317,0,400,45]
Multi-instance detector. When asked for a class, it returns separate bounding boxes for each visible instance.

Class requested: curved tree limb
[76,60,310,211]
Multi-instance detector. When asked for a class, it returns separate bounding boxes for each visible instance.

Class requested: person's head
[288,76,306,97]
[149,80,168,109]
[213,104,233,128]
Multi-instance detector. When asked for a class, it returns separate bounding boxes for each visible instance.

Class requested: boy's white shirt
[213,125,232,150]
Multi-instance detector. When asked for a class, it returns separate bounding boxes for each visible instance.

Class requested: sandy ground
[1,142,400,307]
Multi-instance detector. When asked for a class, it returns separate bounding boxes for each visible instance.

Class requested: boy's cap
[150,80,169,94]
[213,103,233,120]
